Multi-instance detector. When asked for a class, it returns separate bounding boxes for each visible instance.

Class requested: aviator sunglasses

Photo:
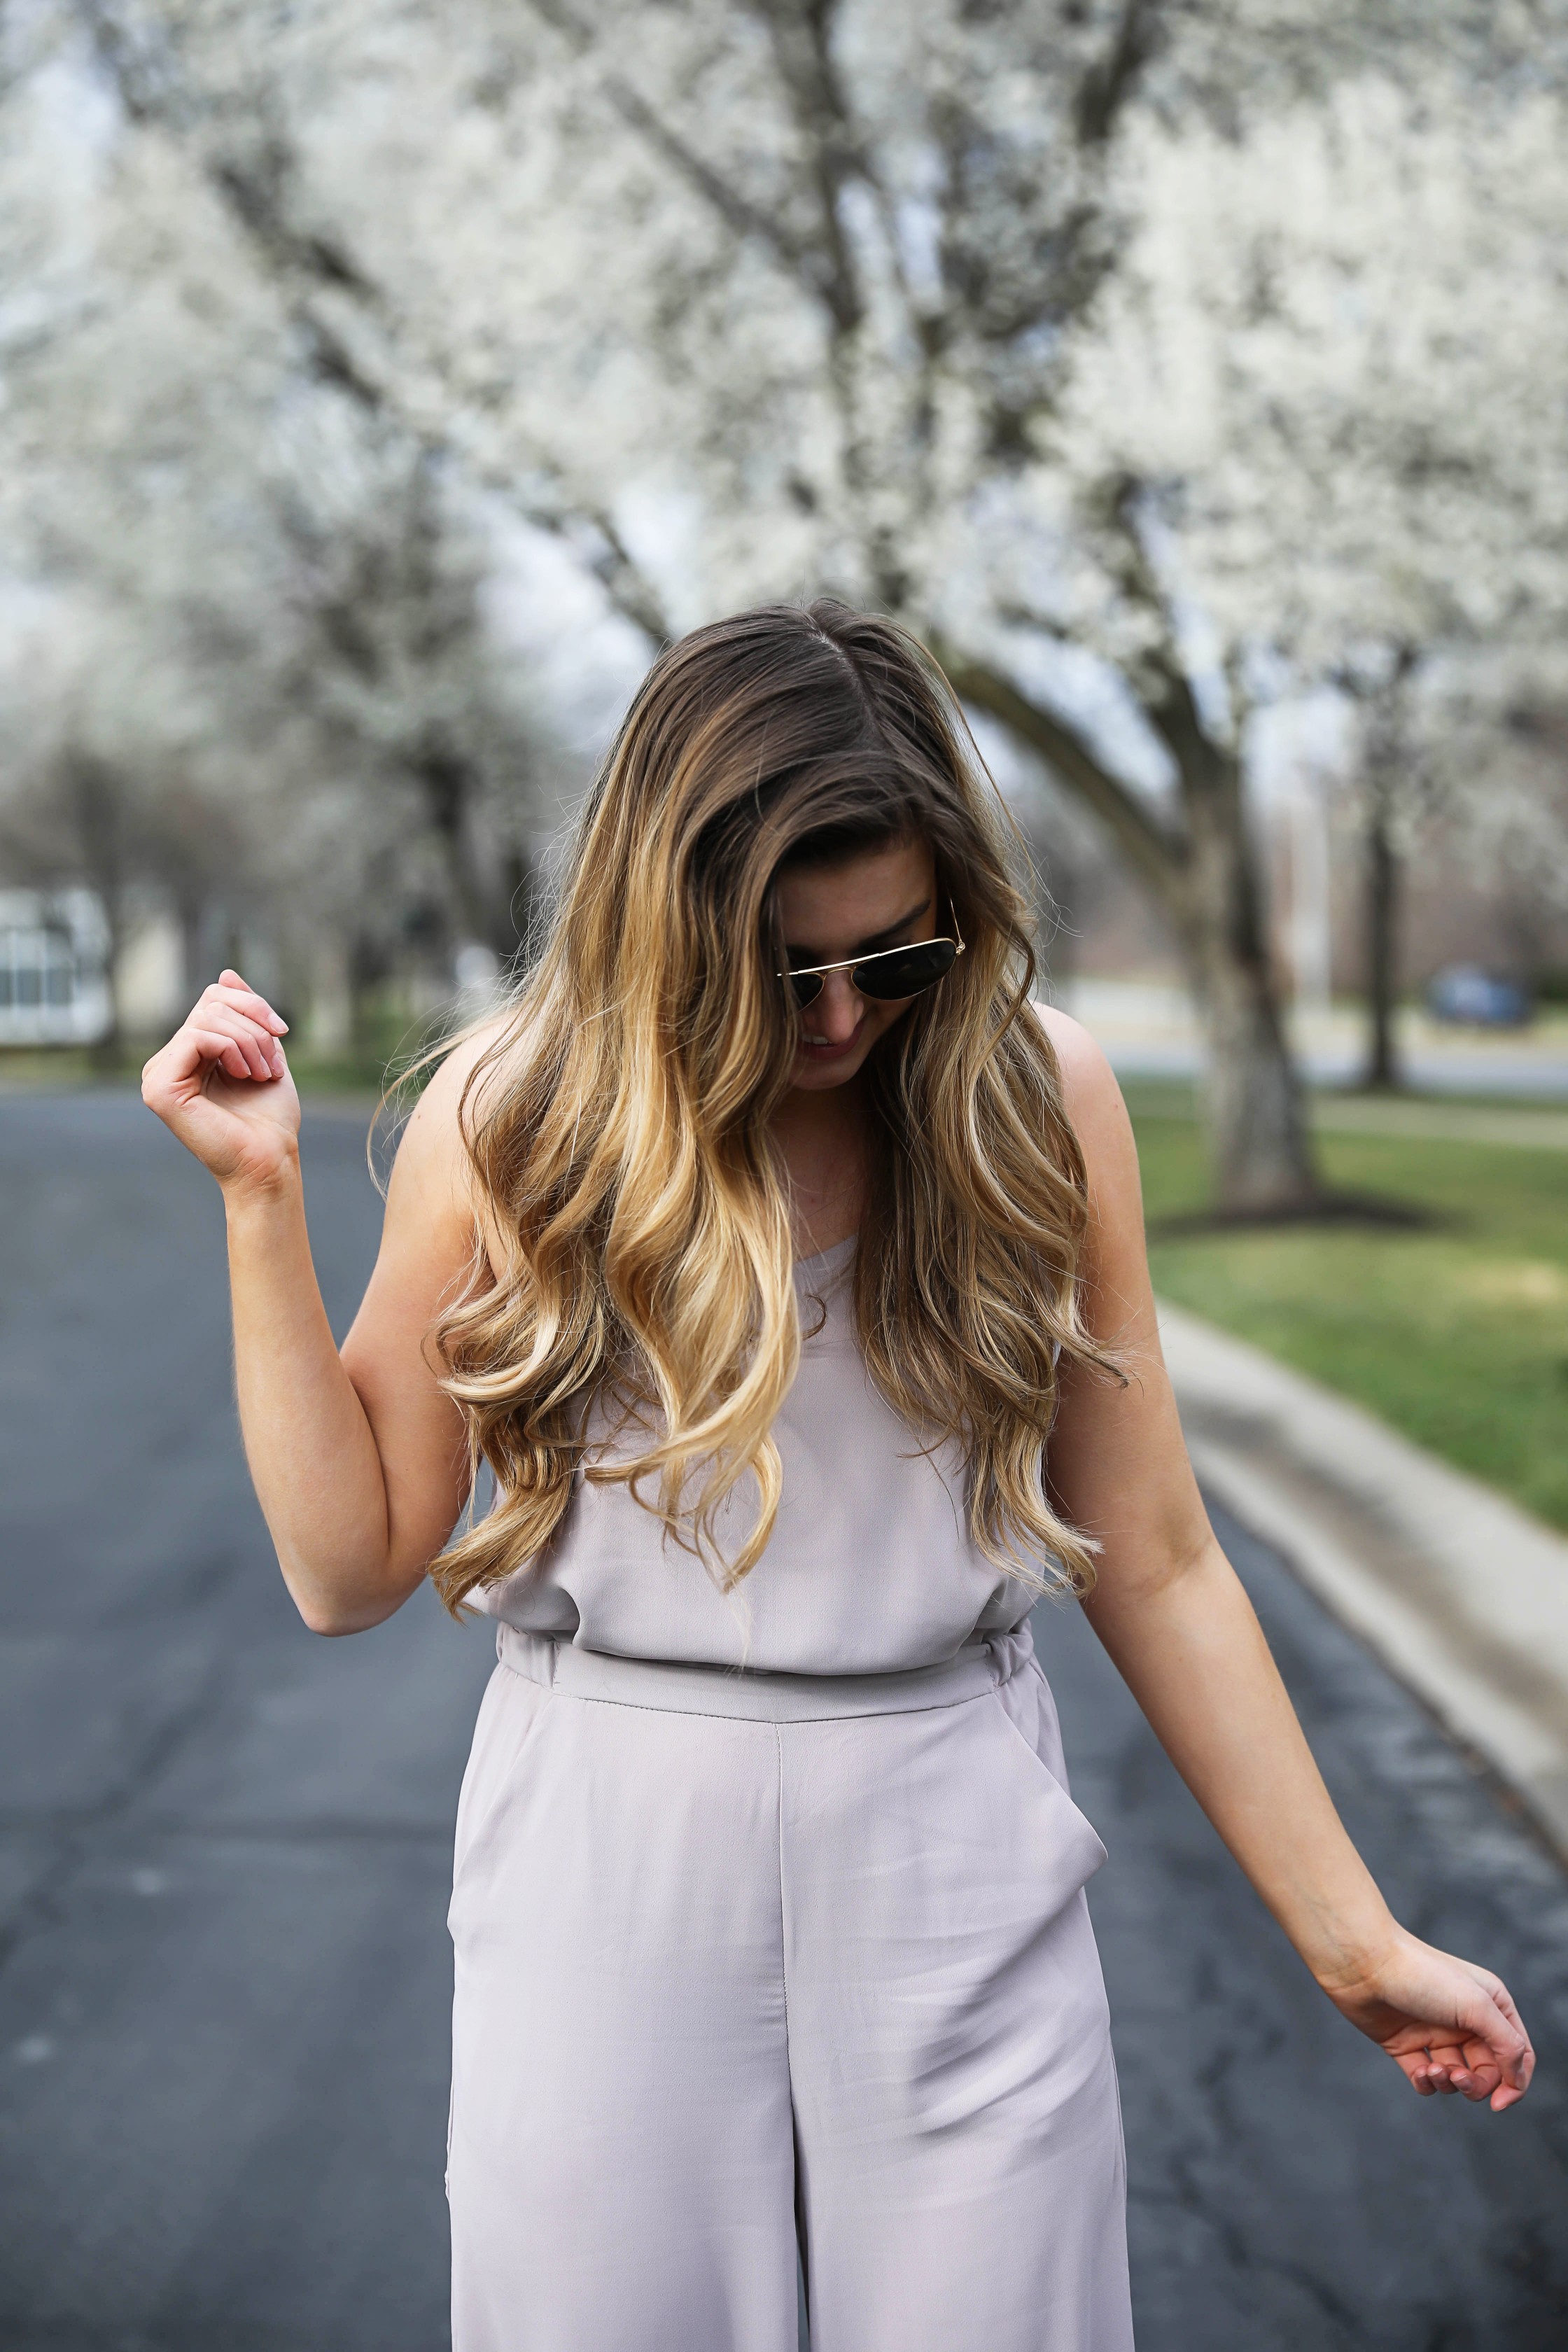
[780,916,966,1009]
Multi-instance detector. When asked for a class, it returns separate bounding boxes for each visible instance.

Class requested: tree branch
[746,0,867,334]
[1086,469,1244,783]
[75,6,676,647]
[1074,0,1165,148]
[603,75,826,290]
[932,640,1188,902]
[529,0,858,325]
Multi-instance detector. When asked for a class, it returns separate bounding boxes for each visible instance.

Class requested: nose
[804,969,864,1043]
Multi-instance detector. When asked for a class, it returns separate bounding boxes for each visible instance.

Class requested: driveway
[1,1091,1562,2349]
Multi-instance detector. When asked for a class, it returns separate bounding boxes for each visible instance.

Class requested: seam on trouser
[492,1668,1018,1726]
[492,1621,1036,1722]
[774,1718,806,2334]
[774,1719,792,2058]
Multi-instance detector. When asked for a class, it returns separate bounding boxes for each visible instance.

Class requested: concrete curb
[1157,1301,1568,1858]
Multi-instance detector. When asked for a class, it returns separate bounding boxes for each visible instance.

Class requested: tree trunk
[413,738,530,962]
[1166,733,1318,1214]
[1364,788,1401,1090]
[88,913,125,1073]
[927,645,1322,1216]
[65,755,126,1067]
[307,934,354,1060]
[1181,918,1315,1212]
[498,844,538,965]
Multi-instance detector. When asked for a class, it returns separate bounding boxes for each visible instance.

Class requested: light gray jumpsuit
[449,1240,1133,2351]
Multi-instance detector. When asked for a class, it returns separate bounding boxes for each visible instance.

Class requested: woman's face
[774,834,939,1094]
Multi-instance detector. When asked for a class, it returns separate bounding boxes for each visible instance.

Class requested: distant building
[0,888,113,1046]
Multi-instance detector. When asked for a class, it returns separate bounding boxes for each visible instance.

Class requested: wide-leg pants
[448,1625,1133,2351]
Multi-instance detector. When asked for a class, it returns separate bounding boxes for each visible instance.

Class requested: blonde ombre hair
[431,601,1114,1613]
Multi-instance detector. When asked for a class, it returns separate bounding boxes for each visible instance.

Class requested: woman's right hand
[141,968,300,1194]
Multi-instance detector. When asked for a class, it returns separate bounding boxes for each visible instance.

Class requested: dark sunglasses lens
[854,939,958,1001]
[787,969,827,1009]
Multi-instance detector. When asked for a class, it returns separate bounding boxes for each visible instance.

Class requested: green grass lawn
[1127,1087,1568,1533]
[0,1003,433,1102]
[7,1044,1565,1530]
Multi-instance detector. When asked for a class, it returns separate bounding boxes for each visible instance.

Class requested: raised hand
[1322,1924,1534,2111]
[141,968,300,1191]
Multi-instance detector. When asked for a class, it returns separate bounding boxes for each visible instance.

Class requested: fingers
[1373,1942,1536,2114]
[1456,1974,1534,2108]
[144,978,292,1110]
[1400,2047,1471,2097]
[1405,2042,1499,2100]
[190,1013,278,1084]
[190,976,288,1084]
[211,972,289,1042]
[1394,1969,1535,2110]
[1483,1977,1536,2110]
[188,1023,276,1084]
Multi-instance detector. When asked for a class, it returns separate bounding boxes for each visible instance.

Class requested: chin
[792,1044,871,1088]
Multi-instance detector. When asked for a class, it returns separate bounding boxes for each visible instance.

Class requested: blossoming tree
[26,0,1568,1189]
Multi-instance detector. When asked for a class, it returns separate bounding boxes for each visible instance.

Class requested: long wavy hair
[430,599,1115,1613]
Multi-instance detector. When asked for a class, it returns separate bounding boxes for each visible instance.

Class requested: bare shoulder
[1030,1002,1135,1162]
[1030,1009,1152,1327]
[385,1012,519,1236]
[340,1018,526,1399]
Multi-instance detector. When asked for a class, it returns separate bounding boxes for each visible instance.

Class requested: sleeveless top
[474,1238,1041,1676]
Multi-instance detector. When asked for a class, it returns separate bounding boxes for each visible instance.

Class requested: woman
[144,601,1532,2352]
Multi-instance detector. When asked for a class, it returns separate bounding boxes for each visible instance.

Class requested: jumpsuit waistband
[494,1620,1036,1723]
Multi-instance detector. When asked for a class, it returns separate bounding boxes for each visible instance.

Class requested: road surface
[1,1090,1564,2349]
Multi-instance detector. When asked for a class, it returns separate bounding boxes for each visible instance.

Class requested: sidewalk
[1059,977,1568,1100]
[1160,1302,1568,1858]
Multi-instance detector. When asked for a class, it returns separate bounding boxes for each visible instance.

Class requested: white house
[0,888,114,1046]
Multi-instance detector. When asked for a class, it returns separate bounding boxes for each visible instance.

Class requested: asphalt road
[1,1089,1564,2351]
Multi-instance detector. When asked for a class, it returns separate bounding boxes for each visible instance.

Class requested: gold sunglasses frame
[778,918,967,1006]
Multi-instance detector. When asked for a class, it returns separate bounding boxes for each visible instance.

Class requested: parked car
[1424,964,1534,1029]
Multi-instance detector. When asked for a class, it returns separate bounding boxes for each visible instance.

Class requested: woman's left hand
[1321,1925,1535,2110]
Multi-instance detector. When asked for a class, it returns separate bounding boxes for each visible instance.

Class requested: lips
[799,1022,863,1059]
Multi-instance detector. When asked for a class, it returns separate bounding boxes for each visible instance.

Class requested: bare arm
[143,970,490,1635]
[1039,1006,1534,2113]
